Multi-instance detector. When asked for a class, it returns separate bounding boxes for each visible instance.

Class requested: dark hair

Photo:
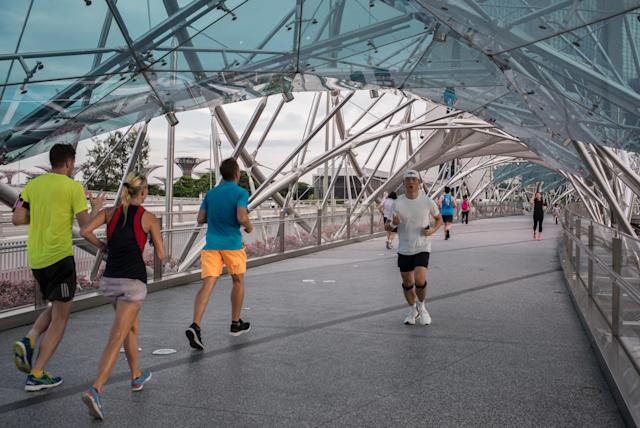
[444,186,451,194]
[388,191,397,200]
[463,194,468,199]
[220,158,239,181]
[49,144,76,168]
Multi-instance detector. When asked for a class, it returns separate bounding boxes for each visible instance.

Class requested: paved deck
[0,216,624,427]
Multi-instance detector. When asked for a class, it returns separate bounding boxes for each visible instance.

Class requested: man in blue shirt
[186,158,253,350]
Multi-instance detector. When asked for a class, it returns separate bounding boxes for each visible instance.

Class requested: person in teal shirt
[186,158,254,351]
[438,186,457,240]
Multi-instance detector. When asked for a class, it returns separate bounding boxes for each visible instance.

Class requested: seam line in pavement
[247,238,554,278]
[0,267,560,414]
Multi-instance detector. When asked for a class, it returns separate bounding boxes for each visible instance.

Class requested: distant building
[313,167,388,200]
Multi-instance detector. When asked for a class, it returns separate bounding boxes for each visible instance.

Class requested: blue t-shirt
[200,180,249,250]
[441,194,454,216]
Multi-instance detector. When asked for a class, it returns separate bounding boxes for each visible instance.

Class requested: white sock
[416,300,424,309]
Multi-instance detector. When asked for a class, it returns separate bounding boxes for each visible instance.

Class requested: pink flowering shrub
[0,279,35,310]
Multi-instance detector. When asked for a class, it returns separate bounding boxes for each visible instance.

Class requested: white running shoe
[417,304,432,325]
[404,306,419,325]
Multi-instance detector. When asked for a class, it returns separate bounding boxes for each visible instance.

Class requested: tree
[82,128,150,191]
[173,173,217,198]
[296,181,314,199]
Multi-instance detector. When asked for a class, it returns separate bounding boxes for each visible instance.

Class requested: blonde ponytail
[121,172,148,226]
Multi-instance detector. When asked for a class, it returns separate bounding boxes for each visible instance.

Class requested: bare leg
[193,276,218,326]
[123,315,142,380]
[414,267,428,302]
[93,301,141,392]
[230,274,245,321]
[32,301,72,372]
[27,306,52,343]
[400,271,416,305]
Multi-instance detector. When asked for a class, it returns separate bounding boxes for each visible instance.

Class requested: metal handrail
[561,216,640,305]
[565,202,639,243]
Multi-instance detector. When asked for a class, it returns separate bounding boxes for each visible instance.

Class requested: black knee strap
[402,283,414,291]
[415,282,427,289]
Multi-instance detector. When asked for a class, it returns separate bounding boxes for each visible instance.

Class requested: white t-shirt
[382,198,395,218]
[392,194,440,255]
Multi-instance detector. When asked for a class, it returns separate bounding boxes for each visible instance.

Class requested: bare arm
[12,206,29,226]
[425,214,444,236]
[237,206,253,234]
[80,209,109,250]
[145,213,166,261]
[197,208,207,225]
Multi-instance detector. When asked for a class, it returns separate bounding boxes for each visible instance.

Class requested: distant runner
[461,194,470,225]
[438,186,457,240]
[532,192,547,240]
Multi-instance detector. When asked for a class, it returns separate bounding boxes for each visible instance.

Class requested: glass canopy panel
[496,13,640,151]
[401,29,506,89]
[413,0,640,54]
[0,0,128,63]
[298,0,428,76]
[162,0,297,74]
[138,0,250,71]
[409,86,511,115]
[0,55,123,86]
[0,72,138,161]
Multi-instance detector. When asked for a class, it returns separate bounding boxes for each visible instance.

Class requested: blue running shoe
[12,337,34,374]
[131,370,152,392]
[25,372,63,392]
[82,386,104,420]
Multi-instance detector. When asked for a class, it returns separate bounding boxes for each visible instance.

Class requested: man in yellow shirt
[12,144,105,391]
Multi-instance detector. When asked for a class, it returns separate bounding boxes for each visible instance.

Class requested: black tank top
[533,199,545,216]
[103,205,148,283]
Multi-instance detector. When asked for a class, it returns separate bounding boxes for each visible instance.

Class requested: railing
[0,201,523,315]
[560,208,640,374]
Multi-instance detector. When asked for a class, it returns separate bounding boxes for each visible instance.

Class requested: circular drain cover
[152,348,177,355]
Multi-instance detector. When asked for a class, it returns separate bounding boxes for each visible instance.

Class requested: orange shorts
[201,249,247,278]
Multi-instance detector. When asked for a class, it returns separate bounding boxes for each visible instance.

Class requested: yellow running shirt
[21,173,88,269]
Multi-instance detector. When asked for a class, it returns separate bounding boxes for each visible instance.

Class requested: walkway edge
[0,232,385,332]
[559,241,639,428]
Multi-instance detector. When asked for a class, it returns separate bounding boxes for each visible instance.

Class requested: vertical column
[166,121,176,258]
[611,236,622,337]
[370,204,374,235]
[588,222,594,296]
[153,217,164,281]
[317,208,322,246]
[279,210,285,253]
[346,206,351,239]
[574,217,581,281]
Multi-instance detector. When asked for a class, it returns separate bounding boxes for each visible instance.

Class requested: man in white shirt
[379,191,398,249]
[388,170,443,325]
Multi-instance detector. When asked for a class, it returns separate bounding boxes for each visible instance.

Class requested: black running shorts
[32,256,77,302]
[442,215,453,223]
[397,252,430,272]
[383,217,397,233]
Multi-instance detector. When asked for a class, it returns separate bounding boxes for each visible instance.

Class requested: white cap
[403,169,420,180]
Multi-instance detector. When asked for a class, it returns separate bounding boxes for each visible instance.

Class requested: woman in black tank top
[531,192,547,240]
[79,173,165,419]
